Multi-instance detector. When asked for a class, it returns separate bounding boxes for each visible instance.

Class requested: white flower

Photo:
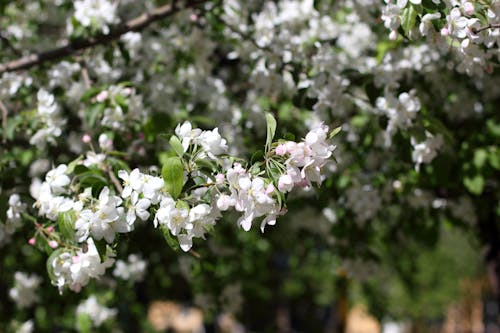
[175,121,202,152]
[113,254,147,282]
[447,8,469,39]
[419,13,441,36]
[73,0,118,34]
[196,128,228,157]
[278,174,294,192]
[98,133,113,151]
[141,174,164,203]
[75,187,130,243]
[76,296,117,326]
[16,320,34,333]
[166,207,191,236]
[45,164,71,194]
[118,168,143,198]
[9,272,41,308]
[411,132,443,171]
[126,192,151,225]
[6,194,26,231]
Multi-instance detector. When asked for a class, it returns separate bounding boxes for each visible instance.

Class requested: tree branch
[0,98,8,144]
[0,0,209,75]
[471,23,500,34]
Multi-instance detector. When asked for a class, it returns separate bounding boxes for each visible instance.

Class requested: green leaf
[93,239,108,262]
[473,149,488,169]
[66,156,84,175]
[162,156,184,199]
[58,211,76,240]
[464,175,484,195]
[401,5,417,36]
[169,135,185,157]
[265,112,277,152]
[328,126,342,139]
[76,313,92,333]
[487,120,500,137]
[160,225,180,252]
[88,103,105,128]
[488,147,500,170]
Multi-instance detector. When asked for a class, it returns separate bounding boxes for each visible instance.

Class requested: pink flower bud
[82,134,91,143]
[275,144,287,156]
[28,238,36,246]
[463,2,474,15]
[441,27,449,36]
[215,173,225,184]
[265,183,275,194]
[96,90,109,102]
[72,255,80,264]
[49,240,58,249]
[46,226,54,233]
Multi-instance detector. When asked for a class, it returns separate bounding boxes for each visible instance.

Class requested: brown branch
[0,0,209,75]
[472,23,500,34]
[0,98,8,144]
[107,165,124,194]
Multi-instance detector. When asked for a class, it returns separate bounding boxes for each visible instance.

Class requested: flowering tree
[0,0,499,331]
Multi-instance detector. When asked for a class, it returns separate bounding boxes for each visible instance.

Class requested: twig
[216,16,272,52]
[0,0,209,74]
[0,33,22,57]
[472,23,500,34]
[107,165,123,194]
[189,249,201,258]
[0,98,8,144]
[79,60,92,89]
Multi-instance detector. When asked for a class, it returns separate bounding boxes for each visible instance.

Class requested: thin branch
[0,0,209,75]
[0,33,22,57]
[107,165,124,194]
[0,98,7,144]
[472,23,500,34]
[78,58,92,89]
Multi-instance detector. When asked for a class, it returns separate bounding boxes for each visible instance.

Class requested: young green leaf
[162,156,184,199]
[169,135,185,157]
[265,112,277,152]
[58,211,76,240]
[328,126,342,139]
[161,225,180,252]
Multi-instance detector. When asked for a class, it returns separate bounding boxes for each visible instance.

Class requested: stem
[471,23,500,34]
[107,165,123,194]
[0,98,7,144]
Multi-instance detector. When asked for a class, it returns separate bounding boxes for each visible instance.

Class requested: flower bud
[275,144,287,156]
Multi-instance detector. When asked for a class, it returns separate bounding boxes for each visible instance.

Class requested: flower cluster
[31,120,336,292]
[93,85,147,130]
[71,0,118,35]
[275,123,336,191]
[50,238,114,293]
[29,89,66,149]
[375,90,421,146]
